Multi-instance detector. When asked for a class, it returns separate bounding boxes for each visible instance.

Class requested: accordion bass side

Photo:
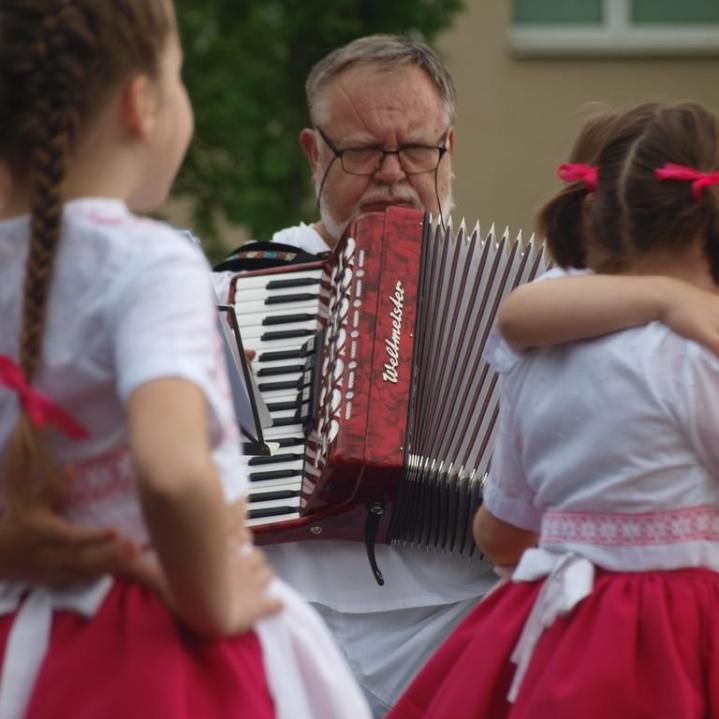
[231,207,549,565]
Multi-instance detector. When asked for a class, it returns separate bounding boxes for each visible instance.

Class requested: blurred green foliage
[173,0,464,260]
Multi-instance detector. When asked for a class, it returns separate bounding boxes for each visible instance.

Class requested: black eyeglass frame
[315,126,449,177]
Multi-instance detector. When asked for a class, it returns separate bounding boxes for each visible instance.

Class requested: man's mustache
[356,186,423,208]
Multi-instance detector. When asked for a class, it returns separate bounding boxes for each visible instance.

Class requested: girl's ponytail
[537,110,618,268]
[537,183,592,268]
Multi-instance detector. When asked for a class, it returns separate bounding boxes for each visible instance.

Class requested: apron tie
[508,548,594,702]
[0,577,112,719]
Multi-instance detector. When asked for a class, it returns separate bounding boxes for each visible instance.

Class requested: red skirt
[388,568,719,719]
[0,578,274,719]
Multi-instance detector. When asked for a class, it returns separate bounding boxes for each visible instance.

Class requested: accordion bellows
[231,207,549,561]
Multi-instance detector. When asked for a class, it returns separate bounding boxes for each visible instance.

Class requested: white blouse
[0,198,247,543]
[484,269,719,572]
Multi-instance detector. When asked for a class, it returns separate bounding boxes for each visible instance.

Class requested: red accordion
[229,207,548,581]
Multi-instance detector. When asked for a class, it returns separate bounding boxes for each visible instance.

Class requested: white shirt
[0,199,246,541]
[484,269,719,572]
[262,223,495,612]
[272,222,330,254]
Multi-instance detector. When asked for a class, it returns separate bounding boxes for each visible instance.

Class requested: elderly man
[242,35,496,717]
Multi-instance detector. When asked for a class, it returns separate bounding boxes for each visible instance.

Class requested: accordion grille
[389,220,549,553]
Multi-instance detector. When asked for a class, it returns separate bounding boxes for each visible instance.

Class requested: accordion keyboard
[231,267,326,527]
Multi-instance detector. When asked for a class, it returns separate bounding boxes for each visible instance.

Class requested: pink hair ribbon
[655,163,719,201]
[557,163,598,192]
[0,355,89,440]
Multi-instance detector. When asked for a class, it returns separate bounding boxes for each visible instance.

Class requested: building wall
[437,1,719,239]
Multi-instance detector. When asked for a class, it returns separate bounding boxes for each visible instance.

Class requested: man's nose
[374,151,406,183]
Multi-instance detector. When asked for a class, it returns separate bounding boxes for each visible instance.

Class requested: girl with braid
[389,102,719,718]
[0,2,369,718]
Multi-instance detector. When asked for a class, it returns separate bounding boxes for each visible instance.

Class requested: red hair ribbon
[654,163,719,201]
[557,163,598,192]
[0,355,89,440]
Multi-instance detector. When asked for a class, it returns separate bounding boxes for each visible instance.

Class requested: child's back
[489,318,719,570]
[0,199,245,540]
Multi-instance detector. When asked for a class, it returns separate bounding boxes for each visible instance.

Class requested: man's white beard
[316,181,456,244]
[317,194,352,243]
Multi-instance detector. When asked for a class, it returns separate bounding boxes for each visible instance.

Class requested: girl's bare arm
[127,377,280,637]
[473,505,538,567]
[499,274,719,354]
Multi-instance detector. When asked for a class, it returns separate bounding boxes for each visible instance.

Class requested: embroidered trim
[63,447,134,508]
[541,506,719,546]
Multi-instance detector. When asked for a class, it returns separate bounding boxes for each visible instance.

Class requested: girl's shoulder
[64,198,208,272]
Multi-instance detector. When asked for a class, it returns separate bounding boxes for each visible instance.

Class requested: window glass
[632,0,719,25]
[514,0,603,25]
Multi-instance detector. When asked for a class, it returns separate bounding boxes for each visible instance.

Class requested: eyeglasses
[316,127,449,176]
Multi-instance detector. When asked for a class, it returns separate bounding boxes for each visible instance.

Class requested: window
[511,0,719,56]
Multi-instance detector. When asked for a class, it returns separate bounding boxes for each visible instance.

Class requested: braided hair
[0,0,173,491]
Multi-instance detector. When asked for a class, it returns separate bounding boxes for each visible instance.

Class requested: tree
[173,0,464,261]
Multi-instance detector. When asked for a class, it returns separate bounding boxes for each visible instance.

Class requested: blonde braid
[1,1,94,499]
[14,1,94,378]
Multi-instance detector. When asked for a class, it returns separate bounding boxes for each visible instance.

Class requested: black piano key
[249,506,298,519]
[266,400,303,412]
[242,442,271,457]
[265,292,319,306]
[272,436,306,448]
[248,453,303,467]
[249,490,300,503]
[258,379,302,393]
[259,348,307,362]
[249,468,302,482]
[257,364,305,378]
[266,277,321,290]
[263,313,316,326]
[271,416,306,427]
[260,328,315,342]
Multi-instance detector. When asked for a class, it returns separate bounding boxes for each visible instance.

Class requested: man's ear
[446,127,456,158]
[119,74,158,141]
[299,128,320,173]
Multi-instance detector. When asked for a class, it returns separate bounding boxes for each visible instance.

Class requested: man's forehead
[320,65,448,141]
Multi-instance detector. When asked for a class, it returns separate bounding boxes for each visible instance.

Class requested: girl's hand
[0,507,139,586]
[228,544,283,633]
[125,543,282,635]
[659,278,719,356]
[2,455,139,585]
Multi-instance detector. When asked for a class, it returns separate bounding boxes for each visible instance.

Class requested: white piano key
[233,269,324,291]
[244,338,315,355]
[262,390,304,405]
[248,459,304,475]
[263,423,305,439]
[265,409,302,422]
[248,478,303,492]
[237,320,318,340]
[235,297,322,315]
[249,496,302,512]
[256,371,303,387]
[247,512,301,528]
[235,313,319,333]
